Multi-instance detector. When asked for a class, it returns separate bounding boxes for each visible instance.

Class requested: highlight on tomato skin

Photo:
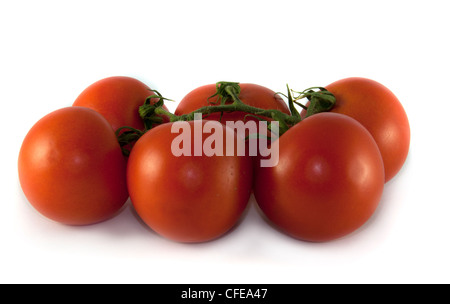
[254,112,385,242]
[18,107,129,226]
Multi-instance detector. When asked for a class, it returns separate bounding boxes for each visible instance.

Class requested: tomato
[127,120,253,243]
[175,83,290,123]
[73,76,168,132]
[18,107,128,225]
[310,77,410,182]
[254,112,385,242]
[176,83,290,161]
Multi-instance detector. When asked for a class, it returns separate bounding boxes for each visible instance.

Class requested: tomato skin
[324,77,410,182]
[254,112,385,242]
[73,76,168,132]
[127,121,253,243]
[176,83,290,162]
[175,83,290,122]
[18,107,128,225]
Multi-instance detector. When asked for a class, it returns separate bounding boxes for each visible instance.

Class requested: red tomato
[313,77,410,182]
[176,83,290,159]
[18,107,128,225]
[73,76,168,132]
[175,83,290,122]
[127,120,253,243]
[254,112,385,242]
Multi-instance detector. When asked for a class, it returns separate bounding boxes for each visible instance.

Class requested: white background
[1,0,449,284]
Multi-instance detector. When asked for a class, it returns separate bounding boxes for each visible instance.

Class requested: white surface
[1,0,449,284]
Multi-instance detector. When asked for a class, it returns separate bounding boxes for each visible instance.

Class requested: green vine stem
[291,87,336,117]
[115,126,144,157]
[117,81,336,155]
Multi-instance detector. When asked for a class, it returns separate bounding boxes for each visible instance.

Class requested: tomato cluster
[18,76,410,243]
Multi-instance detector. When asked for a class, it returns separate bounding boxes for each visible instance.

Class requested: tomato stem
[291,87,336,117]
[170,82,302,133]
[117,82,336,156]
[115,126,145,157]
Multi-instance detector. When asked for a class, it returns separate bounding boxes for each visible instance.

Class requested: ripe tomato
[176,83,290,160]
[18,107,129,225]
[254,112,385,242]
[73,76,168,132]
[127,120,253,243]
[175,83,290,123]
[321,77,410,182]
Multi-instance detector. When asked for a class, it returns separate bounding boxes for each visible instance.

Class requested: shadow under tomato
[251,196,389,245]
[68,199,161,240]
[127,197,254,245]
